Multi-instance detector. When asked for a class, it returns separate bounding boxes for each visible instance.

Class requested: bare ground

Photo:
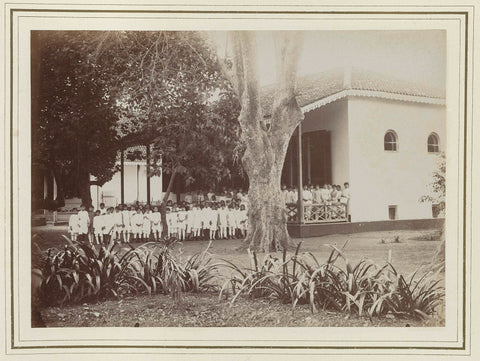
[40,291,444,328]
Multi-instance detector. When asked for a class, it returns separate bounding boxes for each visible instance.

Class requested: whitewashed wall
[90,162,164,208]
[347,97,446,222]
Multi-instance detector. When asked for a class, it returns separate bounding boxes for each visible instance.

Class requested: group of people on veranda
[282,182,351,221]
[282,182,351,205]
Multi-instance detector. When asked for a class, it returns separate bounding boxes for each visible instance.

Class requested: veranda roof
[261,67,446,117]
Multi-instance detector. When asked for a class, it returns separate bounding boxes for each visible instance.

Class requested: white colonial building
[273,68,445,234]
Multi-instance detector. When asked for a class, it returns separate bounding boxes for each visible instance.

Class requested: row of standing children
[166,201,248,241]
[69,201,248,245]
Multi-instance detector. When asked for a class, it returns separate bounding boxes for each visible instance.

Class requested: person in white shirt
[209,204,219,240]
[191,205,202,240]
[281,185,289,205]
[92,210,103,245]
[131,208,143,242]
[200,204,210,240]
[238,204,248,237]
[142,208,152,241]
[227,204,237,239]
[122,205,132,243]
[321,184,331,204]
[312,185,322,204]
[184,205,193,241]
[302,186,313,221]
[207,190,215,202]
[330,185,340,203]
[285,187,295,204]
[184,192,193,204]
[177,207,187,241]
[342,182,351,200]
[98,202,107,215]
[217,202,228,239]
[150,206,162,242]
[68,213,80,242]
[197,191,205,204]
[302,185,313,204]
[113,206,124,242]
[102,207,115,244]
[166,207,177,238]
[292,188,298,204]
[77,205,90,243]
[341,182,351,221]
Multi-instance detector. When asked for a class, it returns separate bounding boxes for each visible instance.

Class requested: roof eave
[300,89,445,114]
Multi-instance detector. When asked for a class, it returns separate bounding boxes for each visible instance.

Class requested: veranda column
[146,144,151,205]
[289,147,294,187]
[306,134,311,185]
[120,149,125,204]
[297,124,304,224]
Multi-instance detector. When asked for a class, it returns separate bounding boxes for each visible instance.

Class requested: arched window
[427,133,440,153]
[384,130,398,151]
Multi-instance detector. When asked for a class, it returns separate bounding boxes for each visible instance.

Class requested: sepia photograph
[2,2,476,359]
[30,29,446,328]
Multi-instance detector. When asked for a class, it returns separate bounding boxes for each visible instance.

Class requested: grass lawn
[32,225,444,327]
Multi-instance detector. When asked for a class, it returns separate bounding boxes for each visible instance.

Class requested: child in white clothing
[166,208,178,238]
[150,206,162,241]
[77,205,90,243]
[217,202,228,239]
[227,204,237,239]
[238,204,248,237]
[68,213,80,242]
[102,207,115,244]
[209,204,219,240]
[122,205,132,243]
[131,208,143,242]
[92,210,103,245]
[200,205,210,240]
[177,207,187,241]
[113,206,124,242]
[142,208,152,241]
[190,206,201,239]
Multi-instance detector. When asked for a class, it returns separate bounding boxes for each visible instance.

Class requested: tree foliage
[32,31,120,208]
[420,152,446,211]
[32,31,242,209]
[89,31,242,195]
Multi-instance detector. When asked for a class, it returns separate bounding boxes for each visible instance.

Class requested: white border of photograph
[1,1,476,359]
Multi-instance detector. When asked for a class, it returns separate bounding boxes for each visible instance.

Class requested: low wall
[287,218,445,238]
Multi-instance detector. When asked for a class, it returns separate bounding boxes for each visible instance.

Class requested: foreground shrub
[36,237,218,306]
[38,237,143,306]
[220,242,444,320]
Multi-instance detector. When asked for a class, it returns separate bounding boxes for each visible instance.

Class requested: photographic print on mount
[5,4,471,357]
[31,28,446,328]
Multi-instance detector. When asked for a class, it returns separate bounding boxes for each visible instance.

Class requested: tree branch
[271,31,305,131]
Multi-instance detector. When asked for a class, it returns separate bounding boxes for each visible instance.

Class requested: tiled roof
[261,67,445,116]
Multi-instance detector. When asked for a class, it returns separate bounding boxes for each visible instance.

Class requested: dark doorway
[281,128,332,188]
[304,130,331,187]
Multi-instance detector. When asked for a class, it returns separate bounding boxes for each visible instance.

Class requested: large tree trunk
[244,163,289,252]
[222,32,304,252]
[78,170,92,208]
